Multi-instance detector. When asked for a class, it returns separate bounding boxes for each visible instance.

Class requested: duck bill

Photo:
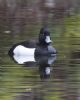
[45,36,52,43]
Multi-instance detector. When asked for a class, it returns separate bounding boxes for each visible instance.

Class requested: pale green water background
[0,1,80,100]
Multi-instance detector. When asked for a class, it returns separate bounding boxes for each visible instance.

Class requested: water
[0,1,80,99]
[0,31,80,100]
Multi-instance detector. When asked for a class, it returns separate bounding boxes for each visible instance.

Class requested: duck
[8,27,57,64]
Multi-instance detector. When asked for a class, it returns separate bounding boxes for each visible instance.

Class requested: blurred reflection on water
[8,51,57,79]
[0,0,80,99]
[0,33,80,100]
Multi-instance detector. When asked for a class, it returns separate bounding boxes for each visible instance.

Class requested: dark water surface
[0,31,80,100]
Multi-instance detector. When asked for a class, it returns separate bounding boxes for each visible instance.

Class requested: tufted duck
[8,27,56,64]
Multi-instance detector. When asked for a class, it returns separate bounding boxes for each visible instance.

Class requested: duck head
[39,27,52,45]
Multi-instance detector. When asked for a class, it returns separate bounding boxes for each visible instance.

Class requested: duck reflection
[11,55,56,100]
[8,52,56,79]
[36,56,56,79]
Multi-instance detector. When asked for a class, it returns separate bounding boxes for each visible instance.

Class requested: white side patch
[45,36,52,43]
[13,55,35,64]
[13,45,36,64]
[13,45,35,56]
